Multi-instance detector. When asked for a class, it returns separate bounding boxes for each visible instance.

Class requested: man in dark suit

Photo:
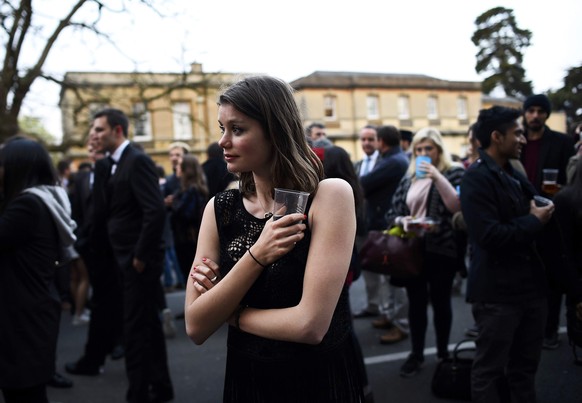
[352,125,384,318]
[520,94,576,350]
[65,139,124,377]
[357,126,410,345]
[360,125,409,232]
[90,108,173,403]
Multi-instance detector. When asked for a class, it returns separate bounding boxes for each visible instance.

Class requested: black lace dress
[215,190,365,403]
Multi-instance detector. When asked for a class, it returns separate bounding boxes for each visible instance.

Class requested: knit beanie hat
[523,94,551,117]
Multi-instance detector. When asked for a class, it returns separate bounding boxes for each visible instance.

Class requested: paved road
[18,277,582,403]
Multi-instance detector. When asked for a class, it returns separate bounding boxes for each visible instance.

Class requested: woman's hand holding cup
[252,213,307,267]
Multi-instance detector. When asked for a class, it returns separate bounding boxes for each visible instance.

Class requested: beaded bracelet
[248,249,266,268]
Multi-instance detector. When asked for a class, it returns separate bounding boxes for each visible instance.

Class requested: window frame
[132,102,153,142]
[397,95,410,120]
[323,95,337,121]
[172,101,193,140]
[366,94,380,120]
[427,95,439,120]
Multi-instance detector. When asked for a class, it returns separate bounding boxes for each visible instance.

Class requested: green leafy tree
[547,65,582,132]
[18,115,54,143]
[472,7,533,98]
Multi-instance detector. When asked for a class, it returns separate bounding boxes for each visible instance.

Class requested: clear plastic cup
[272,188,310,220]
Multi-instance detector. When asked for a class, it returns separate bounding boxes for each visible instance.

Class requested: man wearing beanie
[520,93,576,350]
[521,94,574,191]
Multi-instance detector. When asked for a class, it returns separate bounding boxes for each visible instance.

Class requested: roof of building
[481,94,523,106]
[290,71,482,91]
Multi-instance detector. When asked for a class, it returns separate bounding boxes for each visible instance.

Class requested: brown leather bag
[359,230,423,279]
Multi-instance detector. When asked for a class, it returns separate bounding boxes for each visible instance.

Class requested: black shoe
[399,354,424,378]
[65,359,102,376]
[110,344,125,360]
[47,372,73,388]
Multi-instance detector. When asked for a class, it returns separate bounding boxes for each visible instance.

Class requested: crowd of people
[1,74,581,403]
[0,108,235,402]
[347,93,582,402]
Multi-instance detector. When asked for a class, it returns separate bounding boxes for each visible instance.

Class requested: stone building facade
[59,64,566,169]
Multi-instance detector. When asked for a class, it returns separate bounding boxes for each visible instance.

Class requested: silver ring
[210,276,218,282]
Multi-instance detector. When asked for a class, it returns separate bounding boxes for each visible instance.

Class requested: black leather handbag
[431,339,475,401]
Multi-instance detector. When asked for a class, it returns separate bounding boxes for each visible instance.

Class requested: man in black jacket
[65,139,124,377]
[520,94,576,350]
[91,108,173,403]
[461,106,554,403]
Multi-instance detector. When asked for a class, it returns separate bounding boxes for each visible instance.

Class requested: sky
[17,0,582,142]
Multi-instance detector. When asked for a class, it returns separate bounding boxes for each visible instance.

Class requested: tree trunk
[0,112,20,142]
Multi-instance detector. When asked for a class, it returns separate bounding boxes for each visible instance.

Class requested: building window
[132,102,152,141]
[366,95,379,120]
[172,102,193,140]
[457,96,468,120]
[397,95,410,120]
[427,96,439,120]
[324,95,336,120]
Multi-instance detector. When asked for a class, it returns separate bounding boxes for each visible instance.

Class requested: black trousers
[80,248,123,367]
[121,257,173,403]
[471,298,547,403]
[405,252,457,360]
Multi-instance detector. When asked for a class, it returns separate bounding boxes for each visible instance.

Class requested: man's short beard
[526,120,544,131]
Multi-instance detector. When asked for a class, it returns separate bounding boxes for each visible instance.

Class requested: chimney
[190,62,202,74]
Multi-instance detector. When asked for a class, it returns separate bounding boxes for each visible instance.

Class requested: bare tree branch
[0,0,179,142]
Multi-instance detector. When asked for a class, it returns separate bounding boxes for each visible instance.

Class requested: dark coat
[70,169,93,255]
[171,187,206,244]
[551,187,582,303]
[461,150,547,303]
[202,157,235,199]
[521,126,575,192]
[163,173,180,198]
[0,194,61,388]
[93,145,165,270]
[359,147,409,231]
[386,165,465,259]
